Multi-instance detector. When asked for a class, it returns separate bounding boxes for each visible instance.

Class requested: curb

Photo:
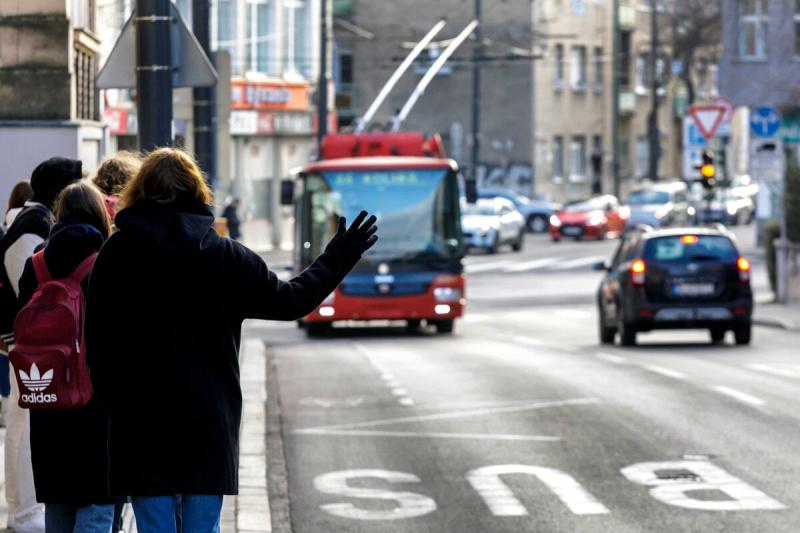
[265,346,292,533]
[753,316,795,331]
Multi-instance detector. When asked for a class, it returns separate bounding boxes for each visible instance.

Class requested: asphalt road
[248,224,800,532]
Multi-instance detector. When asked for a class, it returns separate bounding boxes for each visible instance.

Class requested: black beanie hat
[30,157,83,209]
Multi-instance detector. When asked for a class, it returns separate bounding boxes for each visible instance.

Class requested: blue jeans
[45,503,115,533]
[132,495,222,533]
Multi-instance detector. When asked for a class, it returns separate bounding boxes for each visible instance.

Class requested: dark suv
[595,227,753,346]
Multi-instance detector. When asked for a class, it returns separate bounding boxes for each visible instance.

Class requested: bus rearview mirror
[280,179,294,205]
[465,179,478,204]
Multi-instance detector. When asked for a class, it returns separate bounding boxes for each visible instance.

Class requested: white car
[462,197,526,253]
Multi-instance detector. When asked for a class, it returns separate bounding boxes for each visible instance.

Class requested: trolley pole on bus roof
[136,0,173,152]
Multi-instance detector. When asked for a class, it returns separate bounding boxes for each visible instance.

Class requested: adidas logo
[19,363,53,392]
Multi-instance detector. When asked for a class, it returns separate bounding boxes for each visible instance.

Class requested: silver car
[625,182,695,229]
[462,198,526,253]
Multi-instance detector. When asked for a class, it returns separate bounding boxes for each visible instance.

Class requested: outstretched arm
[236,211,378,321]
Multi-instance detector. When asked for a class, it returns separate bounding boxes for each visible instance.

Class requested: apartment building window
[553,136,564,180]
[75,46,97,121]
[71,0,95,31]
[738,0,768,60]
[795,0,800,57]
[619,32,631,88]
[635,54,649,93]
[554,44,564,90]
[215,0,238,71]
[284,0,311,77]
[250,0,276,75]
[593,47,603,92]
[635,136,649,178]
[570,136,586,180]
[570,46,587,91]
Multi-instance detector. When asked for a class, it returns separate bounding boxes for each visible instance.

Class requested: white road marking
[464,260,514,273]
[548,255,607,270]
[554,309,593,319]
[503,257,560,272]
[462,313,491,323]
[391,388,409,397]
[643,365,687,380]
[595,352,627,364]
[711,386,767,407]
[468,465,609,516]
[398,397,415,407]
[354,343,415,408]
[314,470,437,520]
[296,397,599,433]
[299,429,561,442]
[621,460,786,511]
[512,335,545,346]
[745,363,800,379]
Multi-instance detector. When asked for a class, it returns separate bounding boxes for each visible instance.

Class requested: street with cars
[248,220,800,532]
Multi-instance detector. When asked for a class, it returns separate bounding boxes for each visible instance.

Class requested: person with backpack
[12,182,117,532]
[85,148,377,532]
[0,157,82,532]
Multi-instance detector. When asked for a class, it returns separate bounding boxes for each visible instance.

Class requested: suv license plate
[673,283,715,296]
[562,226,581,236]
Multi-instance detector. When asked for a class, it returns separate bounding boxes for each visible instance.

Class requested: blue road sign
[750,106,782,138]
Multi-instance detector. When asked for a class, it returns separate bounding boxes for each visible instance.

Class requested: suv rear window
[643,235,738,262]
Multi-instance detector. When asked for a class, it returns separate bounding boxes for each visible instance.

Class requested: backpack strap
[31,250,51,284]
[70,253,98,283]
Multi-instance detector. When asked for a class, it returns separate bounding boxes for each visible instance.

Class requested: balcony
[618,90,635,115]
[619,1,636,31]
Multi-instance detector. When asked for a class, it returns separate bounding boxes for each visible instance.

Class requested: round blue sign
[750,106,782,138]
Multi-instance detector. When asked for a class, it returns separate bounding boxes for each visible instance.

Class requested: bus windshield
[308,167,461,262]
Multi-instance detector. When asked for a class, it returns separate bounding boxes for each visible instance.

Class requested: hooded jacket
[17,222,115,505]
[86,199,362,496]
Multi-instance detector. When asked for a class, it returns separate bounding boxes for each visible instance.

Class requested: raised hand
[336,210,378,254]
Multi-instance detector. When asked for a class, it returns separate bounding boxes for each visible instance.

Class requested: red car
[550,195,628,241]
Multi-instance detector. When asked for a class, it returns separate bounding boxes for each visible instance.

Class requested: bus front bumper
[304,290,465,323]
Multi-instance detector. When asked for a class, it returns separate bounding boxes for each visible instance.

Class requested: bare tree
[669,0,721,104]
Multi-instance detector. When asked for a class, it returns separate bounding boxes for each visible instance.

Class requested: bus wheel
[306,323,332,337]
[434,319,455,334]
[406,319,422,332]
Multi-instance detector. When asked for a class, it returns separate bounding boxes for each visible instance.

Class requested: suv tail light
[737,257,751,284]
[631,259,646,286]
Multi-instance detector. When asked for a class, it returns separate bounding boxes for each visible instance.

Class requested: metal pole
[317,0,330,145]
[392,21,479,131]
[470,0,482,183]
[611,0,620,197]
[647,0,659,181]
[192,0,215,185]
[355,20,446,133]
[530,0,536,199]
[136,0,173,152]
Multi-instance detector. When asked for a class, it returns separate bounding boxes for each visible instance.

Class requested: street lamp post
[647,0,659,182]
[136,0,173,152]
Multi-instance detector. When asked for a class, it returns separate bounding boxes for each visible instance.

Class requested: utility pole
[647,0,659,181]
[612,0,620,197]
[470,0,482,184]
[317,0,331,145]
[192,0,215,185]
[136,0,173,152]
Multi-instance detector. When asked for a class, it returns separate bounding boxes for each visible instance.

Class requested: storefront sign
[230,110,313,136]
[103,108,138,136]
[231,79,310,112]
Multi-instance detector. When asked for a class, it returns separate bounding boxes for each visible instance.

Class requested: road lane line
[712,386,767,407]
[643,365,687,380]
[595,352,627,364]
[398,398,415,406]
[391,388,409,397]
[549,255,607,270]
[296,397,599,433]
[296,429,562,442]
[512,335,544,346]
[503,257,560,272]
[353,343,416,408]
[464,260,514,273]
[745,363,800,378]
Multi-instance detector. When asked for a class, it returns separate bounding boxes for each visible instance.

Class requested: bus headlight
[434,304,451,315]
[318,306,335,317]
[434,287,462,302]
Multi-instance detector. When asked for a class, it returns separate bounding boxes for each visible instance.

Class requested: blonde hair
[120,148,212,208]
[54,182,112,238]
[93,151,143,196]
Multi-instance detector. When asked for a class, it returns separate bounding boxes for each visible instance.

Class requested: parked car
[594,226,752,346]
[462,197,526,253]
[625,181,695,229]
[478,189,561,233]
[694,188,755,226]
[549,195,628,242]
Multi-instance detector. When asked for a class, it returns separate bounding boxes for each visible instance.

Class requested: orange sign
[231,79,309,112]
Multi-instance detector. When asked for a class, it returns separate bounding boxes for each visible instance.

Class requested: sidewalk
[240,217,294,255]
[753,293,800,331]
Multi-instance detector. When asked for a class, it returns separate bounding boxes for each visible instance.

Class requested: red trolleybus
[282,131,466,336]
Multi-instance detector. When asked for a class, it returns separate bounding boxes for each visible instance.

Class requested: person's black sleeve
[232,233,362,321]
[84,239,117,406]
[17,258,36,311]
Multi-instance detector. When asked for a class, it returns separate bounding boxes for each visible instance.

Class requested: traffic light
[699,150,716,189]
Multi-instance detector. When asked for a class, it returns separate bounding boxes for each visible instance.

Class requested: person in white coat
[0,158,81,532]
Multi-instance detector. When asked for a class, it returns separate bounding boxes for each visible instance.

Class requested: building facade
[0,0,104,200]
[335,0,535,195]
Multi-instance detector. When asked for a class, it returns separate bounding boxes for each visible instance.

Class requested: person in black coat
[17,182,119,531]
[85,148,377,532]
[222,197,241,240]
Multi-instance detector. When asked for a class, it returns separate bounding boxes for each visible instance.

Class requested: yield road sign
[688,105,726,140]
[750,105,781,138]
